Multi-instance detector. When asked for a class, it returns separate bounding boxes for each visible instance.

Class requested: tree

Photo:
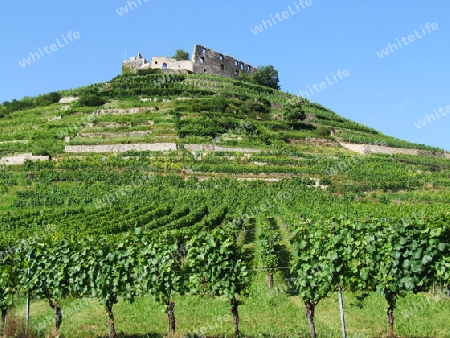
[251,65,280,90]
[283,100,306,128]
[173,49,189,61]
[36,92,61,106]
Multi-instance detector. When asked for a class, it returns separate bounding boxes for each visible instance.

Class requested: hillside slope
[1,73,449,198]
[0,73,449,338]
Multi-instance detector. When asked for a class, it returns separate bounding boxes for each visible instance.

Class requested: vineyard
[0,73,449,337]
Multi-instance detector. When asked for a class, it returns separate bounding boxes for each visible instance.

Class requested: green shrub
[283,101,306,128]
[236,65,280,90]
[316,126,331,137]
[36,92,61,106]
[239,121,255,132]
[319,177,332,186]
[0,91,61,114]
[242,100,269,114]
[78,94,107,107]
[136,68,162,75]
[210,95,228,113]
[378,195,390,204]
[122,65,131,75]
[250,65,280,90]
[32,149,50,156]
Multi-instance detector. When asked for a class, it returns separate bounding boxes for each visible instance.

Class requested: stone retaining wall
[97,107,157,115]
[58,97,78,104]
[340,142,450,159]
[78,131,152,138]
[0,153,50,165]
[183,144,262,153]
[0,140,28,145]
[64,143,177,153]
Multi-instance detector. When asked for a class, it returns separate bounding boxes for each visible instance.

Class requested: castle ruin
[122,45,256,78]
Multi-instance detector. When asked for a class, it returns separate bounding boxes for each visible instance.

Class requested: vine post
[338,285,347,338]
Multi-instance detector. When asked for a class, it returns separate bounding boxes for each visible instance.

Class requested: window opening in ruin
[235,70,239,75]
[219,54,224,61]
[204,69,207,73]
[202,48,206,53]
[220,64,225,70]
[162,63,168,69]
[155,61,158,65]
[200,57,205,64]
[234,60,238,66]
[240,63,244,70]
[247,65,251,71]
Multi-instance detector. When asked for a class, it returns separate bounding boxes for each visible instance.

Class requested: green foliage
[0,171,449,336]
[177,114,237,138]
[77,93,107,107]
[378,195,390,204]
[0,92,61,115]
[37,92,61,106]
[259,217,280,271]
[174,96,229,113]
[236,65,280,90]
[289,215,450,337]
[251,65,280,90]
[339,131,444,152]
[4,216,250,335]
[0,251,16,313]
[136,68,162,75]
[242,100,270,114]
[316,126,331,137]
[172,49,189,61]
[319,177,332,186]
[1,67,450,337]
[121,65,131,75]
[283,100,306,127]
[105,73,193,99]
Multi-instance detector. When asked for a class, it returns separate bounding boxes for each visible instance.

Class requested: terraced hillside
[0,73,449,338]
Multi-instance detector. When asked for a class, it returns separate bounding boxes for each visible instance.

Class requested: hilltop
[1,72,447,153]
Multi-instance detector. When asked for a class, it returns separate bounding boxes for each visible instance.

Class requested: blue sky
[1,1,449,150]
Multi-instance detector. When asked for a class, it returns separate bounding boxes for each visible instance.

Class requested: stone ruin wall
[150,57,193,72]
[191,45,255,78]
[122,45,255,79]
[122,53,150,73]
